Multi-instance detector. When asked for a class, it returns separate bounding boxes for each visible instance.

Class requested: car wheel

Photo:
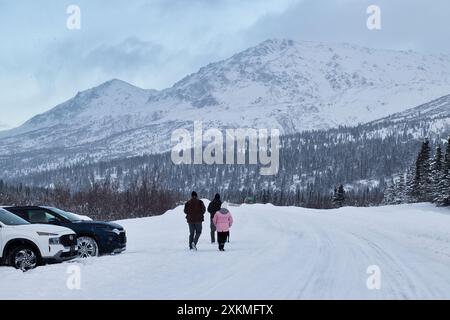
[77,236,99,258]
[9,246,39,271]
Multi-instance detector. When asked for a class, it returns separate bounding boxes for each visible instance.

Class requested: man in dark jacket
[184,191,206,250]
[207,193,222,243]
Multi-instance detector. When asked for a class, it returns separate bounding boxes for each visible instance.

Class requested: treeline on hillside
[0,178,383,214]
[217,183,383,209]
[384,137,450,206]
[0,180,382,217]
[0,178,179,221]
[5,123,423,208]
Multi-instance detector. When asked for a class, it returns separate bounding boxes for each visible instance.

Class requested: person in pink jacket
[212,203,233,251]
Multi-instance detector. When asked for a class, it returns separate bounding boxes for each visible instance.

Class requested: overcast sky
[0,0,449,129]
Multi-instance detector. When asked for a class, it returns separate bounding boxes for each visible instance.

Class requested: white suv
[0,208,78,271]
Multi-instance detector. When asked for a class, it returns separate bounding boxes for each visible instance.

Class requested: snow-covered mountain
[373,93,450,124]
[2,39,450,170]
[0,122,9,131]
[361,94,450,141]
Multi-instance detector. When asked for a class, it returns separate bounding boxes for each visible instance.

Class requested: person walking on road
[207,193,222,243]
[184,191,206,250]
[212,202,233,251]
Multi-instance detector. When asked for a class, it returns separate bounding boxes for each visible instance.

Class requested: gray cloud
[1,0,450,128]
[84,38,164,72]
[242,0,450,54]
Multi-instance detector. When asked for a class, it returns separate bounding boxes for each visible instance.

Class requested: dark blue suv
[3,206,126,258]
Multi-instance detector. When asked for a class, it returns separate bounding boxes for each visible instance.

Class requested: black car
[3,206,126,258]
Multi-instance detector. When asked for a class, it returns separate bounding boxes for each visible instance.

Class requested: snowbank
[1,202,450,299]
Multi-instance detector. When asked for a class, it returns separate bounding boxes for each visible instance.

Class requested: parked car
[0,208,78,271]
[3,206,126,258]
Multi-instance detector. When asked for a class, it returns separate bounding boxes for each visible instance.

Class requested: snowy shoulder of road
[1,202,450,300]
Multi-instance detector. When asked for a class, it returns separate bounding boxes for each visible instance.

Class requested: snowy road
[1,202,450,299]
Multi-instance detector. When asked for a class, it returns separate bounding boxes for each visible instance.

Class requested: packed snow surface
[1,202,450,299]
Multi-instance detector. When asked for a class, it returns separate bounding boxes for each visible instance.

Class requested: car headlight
[111,228,121,235]
[49,237,60,245]
[37,231,58,236]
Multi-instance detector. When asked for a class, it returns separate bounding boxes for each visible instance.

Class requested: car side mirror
[48,218,60,225]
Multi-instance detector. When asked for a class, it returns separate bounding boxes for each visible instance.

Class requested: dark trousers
[189,223,202,248]
[210,218,216,243]
[218,231,230,250]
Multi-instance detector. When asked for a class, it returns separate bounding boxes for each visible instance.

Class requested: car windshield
[44,207,83,222]
[0,208,30,225]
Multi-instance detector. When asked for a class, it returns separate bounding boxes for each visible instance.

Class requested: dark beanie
[214,193,220,200]
[192,191,198,198]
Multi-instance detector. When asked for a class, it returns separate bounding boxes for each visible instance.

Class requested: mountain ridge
[2,38,450,174]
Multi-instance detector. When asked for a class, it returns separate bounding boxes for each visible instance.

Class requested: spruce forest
[3,112,450,220]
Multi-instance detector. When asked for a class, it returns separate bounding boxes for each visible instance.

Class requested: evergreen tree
[262,189,268,204]
[413,139,432,202]
[332,185,346,208]
[431,145,443,203]
[383,179,395,205]
[394,174,406,204]
[436,138,450,206]
[404,168,415,203]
